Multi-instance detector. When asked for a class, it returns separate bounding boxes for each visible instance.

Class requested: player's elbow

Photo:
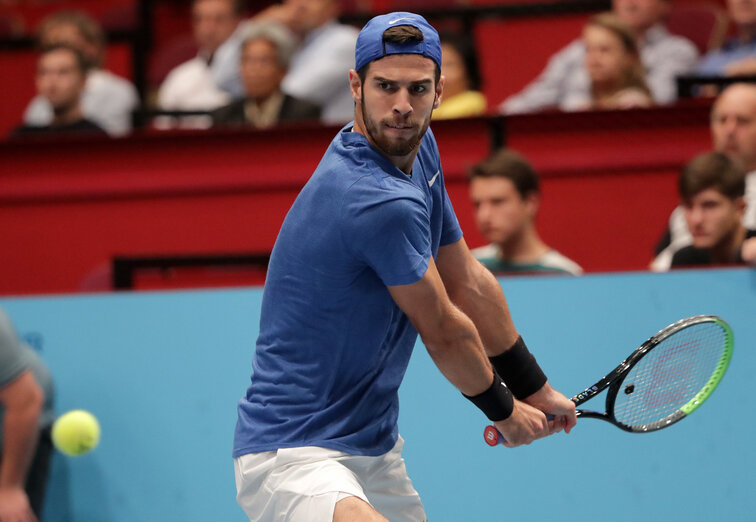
[419,306,478,357]
[4,372,44,420]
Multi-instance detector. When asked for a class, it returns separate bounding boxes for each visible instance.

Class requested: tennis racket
[484,315,733,446]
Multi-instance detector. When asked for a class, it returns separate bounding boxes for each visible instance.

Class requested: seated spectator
[212,22,320,128]
[468,148,583,275]
[501,0,698,114]
[670,152,756,267]
[582,13,653,110]
[697,0,756,77]
[253,0,358,124]
[21,10,138,137]
[652,83,756,270]
[11,44,107,138]
[433,32,487,120]
[157,0,246,126]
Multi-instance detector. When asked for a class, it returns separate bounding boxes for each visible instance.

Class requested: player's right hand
[492,399,550,448]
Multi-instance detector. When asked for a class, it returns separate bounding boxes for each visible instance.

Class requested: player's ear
[349,69,362,103]
[434,75,445,109]
[525,191,540,217]
[734,196,747,219]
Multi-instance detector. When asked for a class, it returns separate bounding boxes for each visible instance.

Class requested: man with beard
[233,12,576,522]
[11,44,106,137]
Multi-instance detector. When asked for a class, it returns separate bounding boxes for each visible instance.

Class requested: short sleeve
[0,310,28,387]
[342,190,431,286]
[440,182,463,246]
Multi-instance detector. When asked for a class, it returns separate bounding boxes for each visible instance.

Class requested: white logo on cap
[388,17,414,25]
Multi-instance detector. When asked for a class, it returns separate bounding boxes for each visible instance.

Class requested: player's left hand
[523,382,577,435]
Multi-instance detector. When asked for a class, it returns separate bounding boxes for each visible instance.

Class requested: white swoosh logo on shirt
[428,170,440,187]
[388,17,414,25]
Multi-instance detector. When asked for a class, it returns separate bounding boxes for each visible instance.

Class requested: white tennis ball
[51,409,101,456]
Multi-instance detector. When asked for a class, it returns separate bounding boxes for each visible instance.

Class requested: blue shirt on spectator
[697,36,756,76]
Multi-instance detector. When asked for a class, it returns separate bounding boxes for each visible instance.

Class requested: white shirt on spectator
[23,69,139,137]
[158,22,246,113]
[500,25,699,114]
[651,171,756,271]
[281,21,358,125]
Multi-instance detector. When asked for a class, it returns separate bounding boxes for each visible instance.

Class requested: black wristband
[489,336,547,400]
[463,373,514,422]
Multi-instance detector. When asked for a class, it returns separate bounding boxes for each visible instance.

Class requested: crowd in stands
[3,0,756,274]
[8,0,755,136]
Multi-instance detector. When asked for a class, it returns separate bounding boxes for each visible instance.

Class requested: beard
[360,90,433,158]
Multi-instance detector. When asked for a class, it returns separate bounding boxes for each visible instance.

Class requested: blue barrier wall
[1,268,754,521]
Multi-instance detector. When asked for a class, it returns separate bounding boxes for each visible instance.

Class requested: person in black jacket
[671,152,756,268]
[212,22,320,129]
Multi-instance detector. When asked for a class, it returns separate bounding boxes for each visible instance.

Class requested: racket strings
[612,322,727,429]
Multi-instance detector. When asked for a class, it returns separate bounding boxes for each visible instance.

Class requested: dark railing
[112,252,271,290]
[677,75,756,99]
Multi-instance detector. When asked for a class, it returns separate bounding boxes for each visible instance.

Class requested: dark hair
[468,148,539,199]
[439,31,481,91]
[357,25,441,85]
[679,152,746,202]
[39,43,89,75]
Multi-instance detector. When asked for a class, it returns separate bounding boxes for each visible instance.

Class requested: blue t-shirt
[233,125,462,458]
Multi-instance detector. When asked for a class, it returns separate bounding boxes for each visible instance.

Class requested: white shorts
[234,436,426,521]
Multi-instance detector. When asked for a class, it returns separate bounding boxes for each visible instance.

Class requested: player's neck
[352,115,418,175]
[497,226,549,262]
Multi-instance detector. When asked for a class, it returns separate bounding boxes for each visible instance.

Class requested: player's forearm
[448,262,519,356]
[0,392,42,488]
[419,303,494,397]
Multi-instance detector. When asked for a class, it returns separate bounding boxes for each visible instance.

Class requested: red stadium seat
[0,11,25,37]
[148,33,198,89]
[667,2,729,55]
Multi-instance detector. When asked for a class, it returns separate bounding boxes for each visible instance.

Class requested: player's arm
[436,238,576,433]
[388,257,550,447]
[0,370,43,522]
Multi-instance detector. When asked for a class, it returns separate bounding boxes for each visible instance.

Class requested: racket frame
[571,314,733,432]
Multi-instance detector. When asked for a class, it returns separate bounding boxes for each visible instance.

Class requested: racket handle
[484,414,555,446]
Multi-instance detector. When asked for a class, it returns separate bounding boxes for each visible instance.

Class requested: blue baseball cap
[354,12,441,72]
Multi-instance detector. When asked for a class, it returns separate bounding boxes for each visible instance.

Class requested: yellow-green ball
[52,410,100,456]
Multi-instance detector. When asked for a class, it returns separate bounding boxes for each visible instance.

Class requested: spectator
[21,10,138,137]
[11,44,107,137]
[468,148,583,275]
[501,0,698,114]
[254,0,358,124]
[582,13,653,110]
[0,307,55,522]
[697,0,756,77]
[652,83,756,270]
[157,0,246,125]
[212,22,320,128]
[433,32,487,120]
[669,152,756,267]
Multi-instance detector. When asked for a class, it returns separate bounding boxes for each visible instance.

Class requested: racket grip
[484,414,555,446]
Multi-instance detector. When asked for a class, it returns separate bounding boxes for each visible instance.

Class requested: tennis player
[233,12,577,521]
